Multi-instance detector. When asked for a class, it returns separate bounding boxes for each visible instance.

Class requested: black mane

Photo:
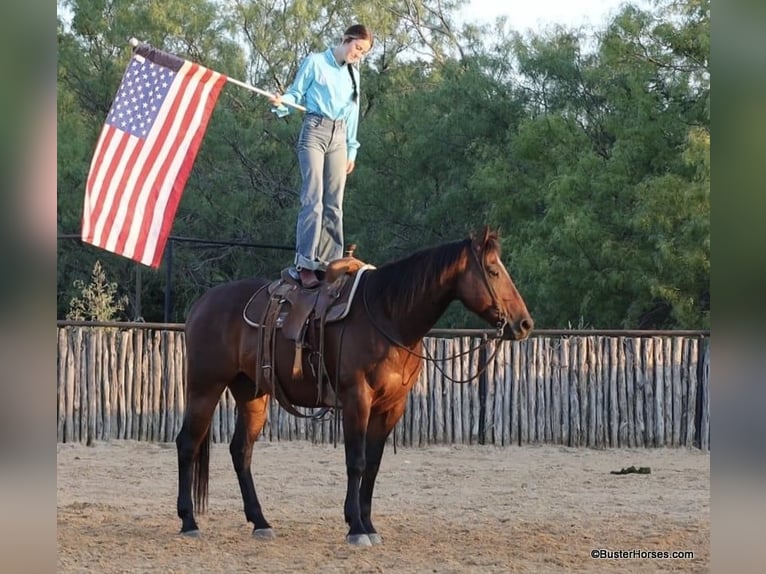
[367,232,501,319]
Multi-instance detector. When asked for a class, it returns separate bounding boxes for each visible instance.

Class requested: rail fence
[56,327,710,450]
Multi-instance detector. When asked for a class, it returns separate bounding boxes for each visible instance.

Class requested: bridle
[361,241,509,384]
[468,243,509,339]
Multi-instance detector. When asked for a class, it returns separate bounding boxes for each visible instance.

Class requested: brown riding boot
[299,268,319,288]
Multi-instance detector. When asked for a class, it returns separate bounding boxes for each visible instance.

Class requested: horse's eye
[488,268,500,278]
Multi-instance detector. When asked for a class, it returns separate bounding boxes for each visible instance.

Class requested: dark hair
[342,24,373,47]
[342,25,372,104]
[347,65,358,103]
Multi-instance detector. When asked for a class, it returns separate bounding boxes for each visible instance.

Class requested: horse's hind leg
[176,379,227,536]
[229,378,274,538]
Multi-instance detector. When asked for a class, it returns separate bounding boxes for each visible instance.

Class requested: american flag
[81,43,227,268]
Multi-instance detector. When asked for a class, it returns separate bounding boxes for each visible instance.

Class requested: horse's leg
[359,404,407,545]
[228,383,274,539]
[342,384,373,546]
[175,380,227,536]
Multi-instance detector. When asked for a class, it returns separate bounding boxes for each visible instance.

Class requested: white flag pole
[128,37,307,112]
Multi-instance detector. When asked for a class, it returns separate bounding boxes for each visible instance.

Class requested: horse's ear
[481,225,491,246]
[469,229,481,253]
[479,226,501,255]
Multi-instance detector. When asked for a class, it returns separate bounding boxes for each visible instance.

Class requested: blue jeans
[294,113,348,272]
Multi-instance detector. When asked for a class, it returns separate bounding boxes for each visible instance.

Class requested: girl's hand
[346,160,356,175]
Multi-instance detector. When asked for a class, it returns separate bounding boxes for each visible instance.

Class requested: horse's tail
[192,429,211,514]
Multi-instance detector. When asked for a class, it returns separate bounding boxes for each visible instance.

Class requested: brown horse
[176,227,533,546]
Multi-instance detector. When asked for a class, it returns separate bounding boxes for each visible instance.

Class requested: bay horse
[176,227,533,546]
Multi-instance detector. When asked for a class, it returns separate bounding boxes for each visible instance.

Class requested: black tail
[192,428,211,513]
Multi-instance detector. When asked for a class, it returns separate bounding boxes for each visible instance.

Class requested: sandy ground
[57,440,709,573]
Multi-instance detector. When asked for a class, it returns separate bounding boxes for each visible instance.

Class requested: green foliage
[56,0,709,329]
[66,260,129,321]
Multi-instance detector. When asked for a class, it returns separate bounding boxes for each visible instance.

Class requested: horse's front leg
[342,384,372,546]
[359,405,406,545]
[359,437,386,545]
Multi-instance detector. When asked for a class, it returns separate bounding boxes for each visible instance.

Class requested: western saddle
[243,253,373,417]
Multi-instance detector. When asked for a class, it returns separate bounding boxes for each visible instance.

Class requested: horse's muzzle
[503,316,534,341]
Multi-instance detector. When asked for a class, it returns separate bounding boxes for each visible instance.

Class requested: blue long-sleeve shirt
[276,48,361,161]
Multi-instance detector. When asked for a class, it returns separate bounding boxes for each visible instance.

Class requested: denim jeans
[294,113,348,272]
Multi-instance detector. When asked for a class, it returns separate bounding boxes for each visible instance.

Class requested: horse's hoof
[253,528,276,540]
[368,533,383,545]
[180,529,201,538]
[346,534,372,547]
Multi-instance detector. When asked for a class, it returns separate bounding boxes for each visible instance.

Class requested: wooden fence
[56,327,710,450]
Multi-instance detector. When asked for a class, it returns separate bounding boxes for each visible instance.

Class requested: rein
[360,247,506,385]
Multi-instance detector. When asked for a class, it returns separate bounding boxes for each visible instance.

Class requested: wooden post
[483,338,494,445]
[164,333,175,442]
[176,332,186,440]
[73,328,83,443]
[435,339,445,443]
[671,337,683,446]
[469,337,480,445]
[426,338,437,443]
[57,329,67,441]
[501,342,512,446]
[654,337,665,447]
[452,338,463,444]
[700,340,710,450]
[633,338,645,447]
[149,330,158,441]
[95,329,104,441]
[420,356,430,446]
[86,329,97,446]
[663,337,673,446]
[560,339,571,447]
[519,340,529,445]
[550,339,561,444]
[538,338,546,442]
[686,339,699,447]
[594,337,604,448]
[643,338,654,447]
[570,338,582,447]
[102,329,113,440]
[444,338,454,443]
[141,331,150,441]
[587,337,597,448]
[117,330,130,440]
[625,338,636,447]
[530,338,540,443]
[609,337,619,448]
[580,337,587,446]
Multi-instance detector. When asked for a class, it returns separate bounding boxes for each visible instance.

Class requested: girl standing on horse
[270,25,374,288]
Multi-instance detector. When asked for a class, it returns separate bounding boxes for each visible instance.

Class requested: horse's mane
[369,231,501,318]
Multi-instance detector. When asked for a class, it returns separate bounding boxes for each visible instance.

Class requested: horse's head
[457,227,534,341]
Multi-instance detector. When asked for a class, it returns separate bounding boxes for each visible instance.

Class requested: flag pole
[128,37,307,112]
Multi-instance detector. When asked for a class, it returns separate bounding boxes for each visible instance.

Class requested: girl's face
[341,38,371,64]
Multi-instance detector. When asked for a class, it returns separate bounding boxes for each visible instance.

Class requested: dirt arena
[57,440,709,573]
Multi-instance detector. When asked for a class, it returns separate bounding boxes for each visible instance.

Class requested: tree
[56,0,709,328]
[487,1,709,328]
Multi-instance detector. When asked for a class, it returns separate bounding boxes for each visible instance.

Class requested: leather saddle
[242,255,373,416]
